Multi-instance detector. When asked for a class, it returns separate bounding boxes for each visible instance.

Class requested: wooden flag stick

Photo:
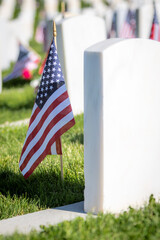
[53,21,64,181]
[61,0,65,19]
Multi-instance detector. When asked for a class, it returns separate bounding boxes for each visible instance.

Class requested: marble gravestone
[84,38,160,214]
[66,0,80,14]
[0,0,36,70]
[0,20,19,70]
[0,65,1,93]
[44,0,58,19]
[116,1,128,37]
[0,0,16,20]
[56,15,106,115]
[139,2,160,38]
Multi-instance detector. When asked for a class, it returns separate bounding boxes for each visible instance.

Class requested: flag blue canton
[36,39,65,108]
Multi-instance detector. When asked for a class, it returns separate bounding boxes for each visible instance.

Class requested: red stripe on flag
[23,118,75,179]
[20,104,72,171]
[20,91,68,159]
[29,107,40,127]
[56,138,62,155]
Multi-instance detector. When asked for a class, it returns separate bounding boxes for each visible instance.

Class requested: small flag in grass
[19,37,75,179]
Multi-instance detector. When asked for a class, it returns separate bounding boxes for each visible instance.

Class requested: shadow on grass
[70,133,84,145]
[0,168,84,209]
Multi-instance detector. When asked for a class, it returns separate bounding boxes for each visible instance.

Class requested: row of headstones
[0,0,158,73]
[55,19,160,213]
[50,9,159,116]
[44,0,160,38]
[0,0,36,70]
[44,0,108,18]
[111,1,160,38]
[0,0,16,93]
[55,16,160,213]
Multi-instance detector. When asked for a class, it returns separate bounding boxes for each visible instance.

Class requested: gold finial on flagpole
[53,21,57,48]
[53,20,64,181]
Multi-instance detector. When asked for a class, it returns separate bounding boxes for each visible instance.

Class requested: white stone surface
[104,7,113,36]
[12,0,36,45]
[0,202,86,235]
[0,65,2,93]
[84,38,160,214]
[67,0,80,14]
[44,0,58,19]
[0,0,16,20]
[56,15,106,115]
[0,20,19,70]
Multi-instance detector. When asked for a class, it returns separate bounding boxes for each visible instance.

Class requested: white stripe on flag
[21,111,74,176]
[51,142,57,155]
[23,84,66,146]
[19,97,70,167]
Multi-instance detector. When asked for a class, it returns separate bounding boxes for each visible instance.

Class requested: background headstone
[0,0,16,20]
[139,2,160,38]
[0,0,36,70]
[116,1,128,36]
[56,15,106,115]
[44,0,58,19]
[84,38,160,213]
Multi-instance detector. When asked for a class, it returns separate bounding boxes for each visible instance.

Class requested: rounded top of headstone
[85,38,160,53]
[56,14,105,26]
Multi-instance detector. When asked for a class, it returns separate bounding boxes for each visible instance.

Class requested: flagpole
[61,0,65,19]
[53,21,64,181]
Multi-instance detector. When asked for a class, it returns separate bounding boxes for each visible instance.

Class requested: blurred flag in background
[3,43,40,82]
[119,9,136,38]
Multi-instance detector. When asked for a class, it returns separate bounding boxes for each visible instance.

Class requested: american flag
[19,38,75,179]
[149,2,160,41]
[3,44,40,82]
[35,21,45,44]
[119,9,136,38]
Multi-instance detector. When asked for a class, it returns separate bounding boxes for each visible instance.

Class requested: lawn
[0,112,84,220]
[0,85,35,125]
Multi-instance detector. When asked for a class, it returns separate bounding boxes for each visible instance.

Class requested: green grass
[1,196,160,240]
[0,85,35,124]
[11,0,21,19]
[0,114,84,220]
[0,109,32,125]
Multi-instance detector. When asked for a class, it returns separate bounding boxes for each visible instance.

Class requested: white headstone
[0,20,19,70]
[56,15,106,115]
[104,7,113,36]
[116,1,128,37]
[0,65,2,93]
[0,0,36,70]
[66,0,80,14]
[84,38,160,214]
[139,3,160,38]
[44,0,58,19]
[0,0,16,20]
